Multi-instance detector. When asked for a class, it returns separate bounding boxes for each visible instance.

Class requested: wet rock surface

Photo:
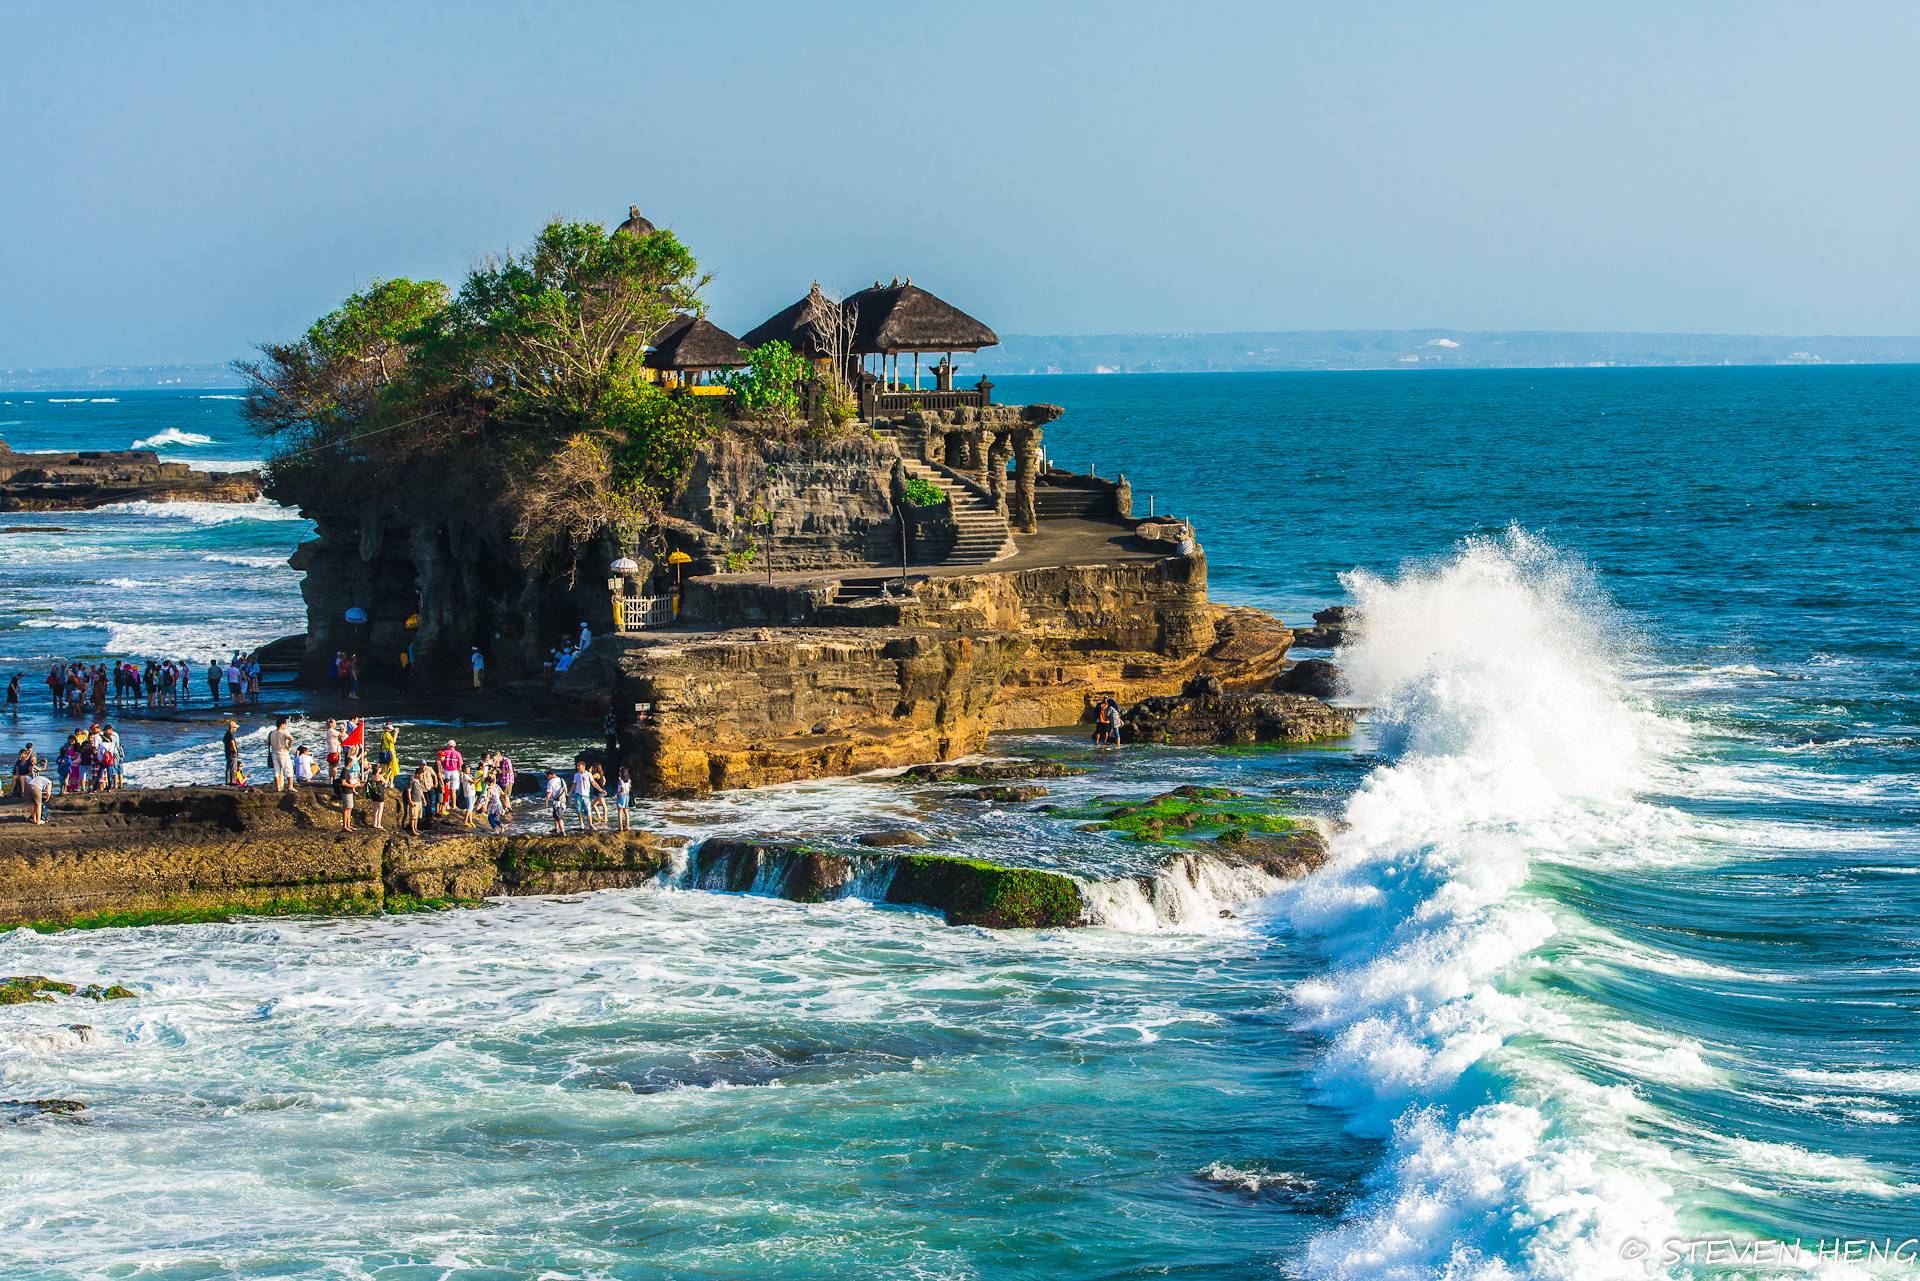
[0,439,261,511]
[0,787,682,929]
[1272,658,1343,698]
[1122,679,1353,746]
[1290,605,1355,650]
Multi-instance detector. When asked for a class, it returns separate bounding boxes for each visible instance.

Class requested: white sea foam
[198,394,244,400]
[160,456,260,473]
[1284,530,1687,1279]
[203,552,290,569]
[1080,852,1292,931]
[131,428,213,449]
[90,498,306,525]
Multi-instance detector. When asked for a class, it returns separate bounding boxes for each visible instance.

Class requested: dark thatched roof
[739,283,836,357]
[614,205,657,238]
[644,314,748,370]
[843,281,997,353]
[741,280,999,358]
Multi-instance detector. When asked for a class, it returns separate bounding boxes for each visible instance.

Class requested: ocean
[3,368,1918,1279]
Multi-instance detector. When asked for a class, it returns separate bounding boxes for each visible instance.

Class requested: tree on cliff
[243,217,722,569]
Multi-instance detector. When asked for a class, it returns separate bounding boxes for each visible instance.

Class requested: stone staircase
[902,456,1015,566]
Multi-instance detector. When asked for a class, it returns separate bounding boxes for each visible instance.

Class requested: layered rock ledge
[0,439,261,511]
[0,788,680,929]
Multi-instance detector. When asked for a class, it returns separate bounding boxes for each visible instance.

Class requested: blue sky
[2,1,1916,365]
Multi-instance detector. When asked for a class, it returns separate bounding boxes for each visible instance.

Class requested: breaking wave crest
[131,428,214,449]
[1285,530,1683,1279]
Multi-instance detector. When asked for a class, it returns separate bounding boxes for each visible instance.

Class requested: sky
[2,0,1917,366]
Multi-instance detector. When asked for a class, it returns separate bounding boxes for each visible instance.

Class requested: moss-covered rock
[956,784,1051,803]
[1078,789,1298,848]
[1,976,78,1006]
[884,854,1083,929]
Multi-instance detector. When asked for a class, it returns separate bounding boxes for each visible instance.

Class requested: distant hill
[0,362,242,392]
[967,330,1920,375]
[8,330,1920,391]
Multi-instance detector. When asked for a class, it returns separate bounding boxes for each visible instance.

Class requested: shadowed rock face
[0,787,683,929]
[1122,680,1354,746]
[0,440,261,511]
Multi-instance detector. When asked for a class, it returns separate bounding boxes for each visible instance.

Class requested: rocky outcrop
[610,628,1025,795]
[0,439,260,511]
[1273,657,1342,698]
[0,787,682,929]
[1123,678,1354,746]
[675,838,1084,928]
[1291,605,1355,650]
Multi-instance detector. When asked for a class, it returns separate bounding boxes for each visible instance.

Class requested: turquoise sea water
[3,369,1919,1279]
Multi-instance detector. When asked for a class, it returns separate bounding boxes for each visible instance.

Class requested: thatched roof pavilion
[843,280,998,355]
[645,314,748,372]
[738,283,837,358]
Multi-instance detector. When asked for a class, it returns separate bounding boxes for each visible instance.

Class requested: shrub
[903,476,945,507]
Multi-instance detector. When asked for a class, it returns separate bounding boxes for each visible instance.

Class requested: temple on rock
[273,203,1337,797]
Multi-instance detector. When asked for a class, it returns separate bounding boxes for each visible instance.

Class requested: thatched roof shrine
[644,314,748,370]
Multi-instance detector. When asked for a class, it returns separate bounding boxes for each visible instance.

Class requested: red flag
[342,719,364,749]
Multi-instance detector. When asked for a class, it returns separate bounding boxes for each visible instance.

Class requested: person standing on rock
[469,646,485,690]
[569,759,598,833]
[16,747,51,824]
[335,747,363,832]
[403,764,428,835]
[324,720,342,784]
[544,770,567,834]
[1103,698,1126,747]
[614,767,632,833]
[267,717,295,793]
[222,720,242,787]
[437,740,463,809]
[206,660,222,706]
[4,673,19,719]
[364,755,389,831]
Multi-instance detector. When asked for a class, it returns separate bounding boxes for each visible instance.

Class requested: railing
[618,593,675,632]
[861,380,994,420]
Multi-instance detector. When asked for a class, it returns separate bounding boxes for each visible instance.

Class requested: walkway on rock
[900,456,1014,566]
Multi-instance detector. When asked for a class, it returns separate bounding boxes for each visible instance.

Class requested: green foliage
[723,340,809,424]
[243,215,716,565]
[902,476,945,507]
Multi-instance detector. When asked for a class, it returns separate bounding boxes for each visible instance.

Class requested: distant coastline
[7,328,1920,390]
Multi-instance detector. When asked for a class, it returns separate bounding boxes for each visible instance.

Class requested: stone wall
[611,629,1024,795]
[671,430,902,572]
[595,552,1297,794]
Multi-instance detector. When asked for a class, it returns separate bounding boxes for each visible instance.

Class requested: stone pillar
[975,429,997,489]
[1012,430,1040,533]
[986,435,1011,512]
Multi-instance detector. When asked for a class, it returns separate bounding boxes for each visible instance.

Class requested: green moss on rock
[1,976,79,1005]
[1076,788,1296,847]
[884,854,1083,929]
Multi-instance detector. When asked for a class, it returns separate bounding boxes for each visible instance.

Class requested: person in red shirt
[437,740,463,807]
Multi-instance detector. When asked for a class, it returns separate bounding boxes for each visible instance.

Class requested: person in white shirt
[543,770,567,834]
[292,745,314,783]
[266,717,295,792]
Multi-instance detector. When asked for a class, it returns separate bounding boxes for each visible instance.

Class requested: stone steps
[902,458,1014,565]
[1035,486,1116,520]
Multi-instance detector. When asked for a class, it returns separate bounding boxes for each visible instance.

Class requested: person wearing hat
[437,739,463,809]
